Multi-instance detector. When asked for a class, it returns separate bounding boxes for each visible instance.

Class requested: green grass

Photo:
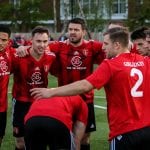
[1,75,109,150]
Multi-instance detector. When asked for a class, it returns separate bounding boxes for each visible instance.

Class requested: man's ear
[83,30,86,37]
[114,41,121,50]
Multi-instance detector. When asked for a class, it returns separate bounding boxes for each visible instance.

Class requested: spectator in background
[131,26,149,56]
[49,35,54,42]
[24,96,88,150]
[58,33,68,41]
[12,34,25,48]
[12,34,31,48]
[30,27,150,150]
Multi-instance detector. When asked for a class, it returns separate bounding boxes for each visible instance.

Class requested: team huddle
[0,18,150,150]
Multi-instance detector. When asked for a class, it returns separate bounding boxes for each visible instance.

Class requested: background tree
[127,0,150,30]
[0,0,149,33]
[0,0,53,32]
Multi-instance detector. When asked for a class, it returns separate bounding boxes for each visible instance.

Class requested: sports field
[1,75,109,150]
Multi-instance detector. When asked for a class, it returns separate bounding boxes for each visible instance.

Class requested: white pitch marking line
[94,95,106,99]
[94,104,107,110]
[94,95,107,109]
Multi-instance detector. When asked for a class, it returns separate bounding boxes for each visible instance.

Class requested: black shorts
[0,112,7,138]
[12,98,32,137]
[110,126,150,150]
[24,116,75,150]
[85,103,96,133]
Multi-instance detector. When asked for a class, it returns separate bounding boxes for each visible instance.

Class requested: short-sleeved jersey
[24,95,88,130]
[86,53,150,140]
[11,48,55,102]
[49,40,104,103]
[0,47,14,112]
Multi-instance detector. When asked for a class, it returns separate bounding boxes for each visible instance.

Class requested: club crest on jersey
[31,72,41,82]
[0,60,10,76]
[0,60,8,72]
[83,49,88,56]
[71,56,82,67]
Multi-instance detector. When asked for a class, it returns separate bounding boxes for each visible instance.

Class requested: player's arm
[30,79,94,99]
[93,41,105,64]
[73,120,86,150]
[16,45,30,57]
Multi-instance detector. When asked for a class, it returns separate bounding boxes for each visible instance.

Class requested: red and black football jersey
[12,48,55,102]
[49,40,104,103]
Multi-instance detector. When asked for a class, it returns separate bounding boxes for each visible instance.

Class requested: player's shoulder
[108,53,147,65]
[131,52,149,61]
[87,39,102,44]
[70,95,86,105]
[5,46,16,53]
[49,40,68,46]
[84,40,103,49]
[83,40,102,50]
[49,40,68,51]
[45,49,56,57]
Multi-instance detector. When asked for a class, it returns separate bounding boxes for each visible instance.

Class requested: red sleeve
[86,60,111,89]
[48,42,60,76]
[49,41,60,53]
[8,47,17,73]
[91,40,105,64]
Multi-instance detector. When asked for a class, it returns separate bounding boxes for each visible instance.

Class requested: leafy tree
[0,0,149,32]
[0,0,53,32]
[126,0,150,30]
[0,3,14,20]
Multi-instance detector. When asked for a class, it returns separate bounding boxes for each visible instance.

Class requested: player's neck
[117,48,130,56]
[30,48,43,60]
[69,39,84,47]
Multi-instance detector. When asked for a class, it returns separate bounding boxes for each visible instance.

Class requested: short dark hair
[103,27,129,47]
[131,26,148,41]
[0,25,11,37]
[31,26,50,37]
[67,18,86,30]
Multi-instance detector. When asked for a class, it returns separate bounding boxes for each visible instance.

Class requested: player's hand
[16,46,29,57]
[30,88,52,100]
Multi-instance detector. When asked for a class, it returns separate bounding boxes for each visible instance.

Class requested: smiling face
[68,23,85,46]
[0,32,9,52]
[32,32,49,56]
